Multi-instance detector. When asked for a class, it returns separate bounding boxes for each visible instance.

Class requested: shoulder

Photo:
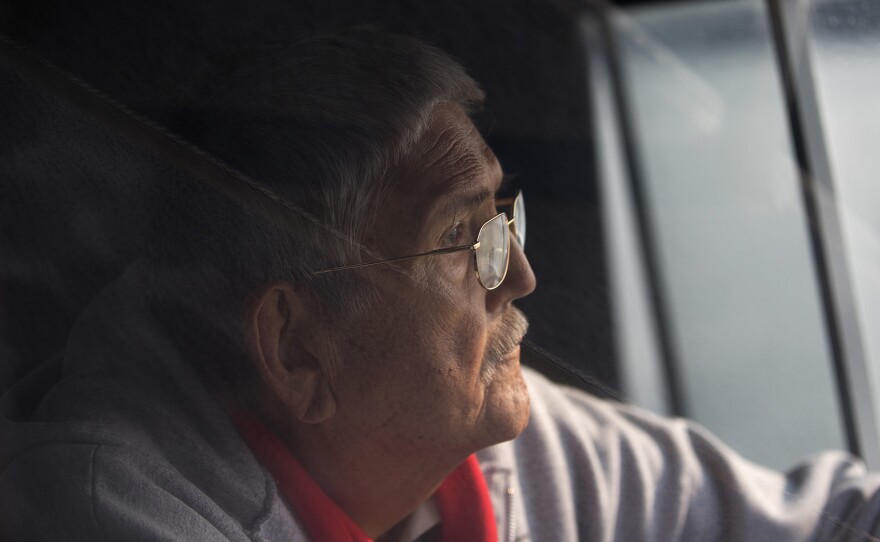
[3,415,308,541]
[2,440,242,541]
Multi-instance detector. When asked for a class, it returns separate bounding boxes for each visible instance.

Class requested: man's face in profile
[322,104,537,462]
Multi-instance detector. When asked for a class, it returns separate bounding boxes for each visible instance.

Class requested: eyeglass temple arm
[310,242,478,276]
[496,197,517,227]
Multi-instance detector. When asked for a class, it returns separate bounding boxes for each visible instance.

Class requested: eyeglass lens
[514,192,526,249]
[476,213,510,289]
[475,192,526,290]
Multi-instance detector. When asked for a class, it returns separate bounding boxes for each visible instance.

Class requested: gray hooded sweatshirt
[3,264,880,541]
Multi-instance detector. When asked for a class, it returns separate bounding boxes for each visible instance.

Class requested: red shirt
[232,413,498,542]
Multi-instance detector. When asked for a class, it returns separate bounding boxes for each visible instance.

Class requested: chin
[479,359,531,447]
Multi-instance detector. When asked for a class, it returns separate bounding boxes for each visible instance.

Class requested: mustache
[484,306,529,366]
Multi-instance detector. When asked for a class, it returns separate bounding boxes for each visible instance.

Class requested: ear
[243,282,337,424]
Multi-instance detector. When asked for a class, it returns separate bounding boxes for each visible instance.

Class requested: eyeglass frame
[310,190,525,290]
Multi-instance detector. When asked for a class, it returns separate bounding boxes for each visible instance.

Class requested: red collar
[231,413,498,542]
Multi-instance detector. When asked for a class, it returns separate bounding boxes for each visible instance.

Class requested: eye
[443,222,464,246]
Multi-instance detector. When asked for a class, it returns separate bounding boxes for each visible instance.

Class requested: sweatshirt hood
[0,259,272,529]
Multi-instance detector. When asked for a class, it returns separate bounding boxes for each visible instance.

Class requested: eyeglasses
[311,190,525,290]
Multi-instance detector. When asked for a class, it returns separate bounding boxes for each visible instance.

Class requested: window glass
[583,17,671,415]
[616,0,846,468]
[808,0,880,433]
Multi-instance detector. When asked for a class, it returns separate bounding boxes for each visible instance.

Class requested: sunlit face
[324,104,537,462]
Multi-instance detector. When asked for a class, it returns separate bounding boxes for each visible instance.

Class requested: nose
[488,238,536,313]
[509,239,537,297]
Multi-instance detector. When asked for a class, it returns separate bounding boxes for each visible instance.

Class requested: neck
[271,416,465,538]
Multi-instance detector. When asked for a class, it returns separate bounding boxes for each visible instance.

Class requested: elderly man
[3,29,880,542]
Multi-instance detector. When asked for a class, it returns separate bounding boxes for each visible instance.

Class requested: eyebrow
[434,188,494,223]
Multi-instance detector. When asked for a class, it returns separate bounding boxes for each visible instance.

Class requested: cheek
[386,260,486,361]
[419,288,491,416]
[414,272,487,367]
[402,297,483,378]
[449,311,487,376]
[334,271,489,410]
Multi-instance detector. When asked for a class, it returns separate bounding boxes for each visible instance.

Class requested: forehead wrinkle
[457,110,502,184]
[420,126,473,176]
[443,158,484,190]
[425,133,497,197]
[423,163,489,229]
[394,105,504,247]
[415,153,484,216]
[410,103,501,199]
